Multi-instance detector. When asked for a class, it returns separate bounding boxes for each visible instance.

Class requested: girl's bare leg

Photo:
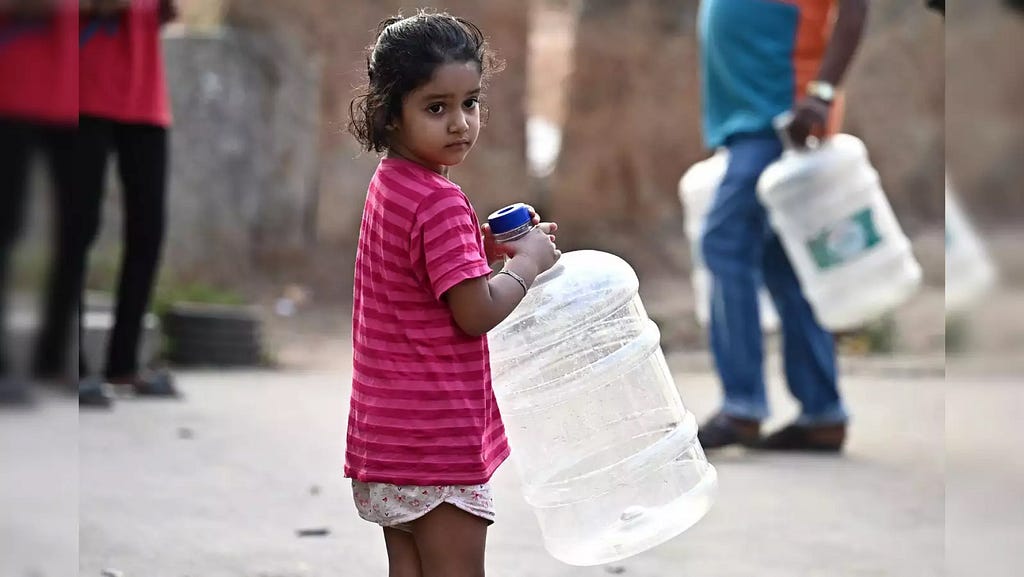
[383,526,423,577]
[411,503,488,577]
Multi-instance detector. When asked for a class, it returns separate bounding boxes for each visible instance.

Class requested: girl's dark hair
[348,10,503,153]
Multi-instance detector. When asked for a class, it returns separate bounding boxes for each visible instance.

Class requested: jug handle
[772,111,821,153]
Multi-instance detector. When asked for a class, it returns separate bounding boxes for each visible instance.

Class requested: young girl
[345,11,560,577]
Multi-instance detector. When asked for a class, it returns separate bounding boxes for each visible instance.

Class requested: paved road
[7,354,997,576]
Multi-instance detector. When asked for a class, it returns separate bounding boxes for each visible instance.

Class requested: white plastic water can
[945,176,996,315]
[757,120,922,331]
[678,150,781,332]
[488,250,717,566]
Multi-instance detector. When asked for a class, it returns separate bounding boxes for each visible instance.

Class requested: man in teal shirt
[696,0,869,451]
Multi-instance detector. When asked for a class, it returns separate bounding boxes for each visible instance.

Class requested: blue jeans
[701,131,847,425]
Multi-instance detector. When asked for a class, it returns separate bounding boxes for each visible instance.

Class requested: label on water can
[807,207,882,270]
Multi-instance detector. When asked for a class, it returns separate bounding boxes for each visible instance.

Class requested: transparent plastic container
[488,250,717,566]
[679,149,781,332]
[757,123,922,331]
[945,177,996,315]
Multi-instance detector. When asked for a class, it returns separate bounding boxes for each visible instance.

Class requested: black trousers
[0,118,75,377]
[32,116,169,380]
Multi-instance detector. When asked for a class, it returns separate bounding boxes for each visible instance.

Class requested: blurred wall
[160,0,528,278]
[163,25,322,279]
[550,0,703,274]
[226,0,530,247]
[946,0,1024,222]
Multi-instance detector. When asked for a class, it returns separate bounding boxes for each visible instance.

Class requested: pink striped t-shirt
[345,156,511,486]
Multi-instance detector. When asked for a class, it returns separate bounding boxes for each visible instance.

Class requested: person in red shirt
[0,0,77,405]
[42,0,179,407]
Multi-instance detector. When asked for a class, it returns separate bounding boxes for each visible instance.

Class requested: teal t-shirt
[698,0,805,148]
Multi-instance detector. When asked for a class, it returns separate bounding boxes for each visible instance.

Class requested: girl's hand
[481,204,545,265]
[481,222,504,265]
[525,204,542,227]
[505,222,560,274]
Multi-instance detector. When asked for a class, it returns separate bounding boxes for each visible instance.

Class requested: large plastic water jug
[679,149,780,332]
[757,122,922,331]
[487,245,717,566]
[945,176,996,315]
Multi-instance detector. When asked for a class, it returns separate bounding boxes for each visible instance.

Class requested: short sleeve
[413,187,492,301]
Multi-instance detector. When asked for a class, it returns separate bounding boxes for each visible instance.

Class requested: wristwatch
[806,80,836,104]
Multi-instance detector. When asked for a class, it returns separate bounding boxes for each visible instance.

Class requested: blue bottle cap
[487,203,533,242]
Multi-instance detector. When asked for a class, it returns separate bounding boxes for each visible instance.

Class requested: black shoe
[0,376,33,406]
[697,412,761,450]
[754,422,846,453]
[79,377,114,409]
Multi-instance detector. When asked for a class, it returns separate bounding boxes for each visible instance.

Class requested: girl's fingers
[526,204,541,224]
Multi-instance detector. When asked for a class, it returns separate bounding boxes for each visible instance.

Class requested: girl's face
[388,61,482,175]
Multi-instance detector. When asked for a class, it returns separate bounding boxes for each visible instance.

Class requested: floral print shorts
[351,480,495,533]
